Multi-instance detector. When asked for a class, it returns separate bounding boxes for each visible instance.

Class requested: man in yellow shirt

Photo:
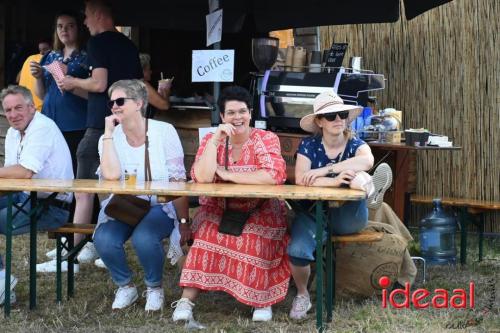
[17,40,52,111]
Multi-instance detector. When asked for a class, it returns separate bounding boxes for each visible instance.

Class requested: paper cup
[158,78,172,93]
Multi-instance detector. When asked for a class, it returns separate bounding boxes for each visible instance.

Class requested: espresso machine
[257,68,386,132]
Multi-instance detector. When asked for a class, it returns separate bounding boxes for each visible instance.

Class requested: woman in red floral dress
[171,86,290,322]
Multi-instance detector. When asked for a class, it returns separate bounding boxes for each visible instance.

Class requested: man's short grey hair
[0,85,34,110]
[139,53,151,69]
[108,79,148,116]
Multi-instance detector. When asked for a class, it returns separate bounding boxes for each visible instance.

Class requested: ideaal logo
[379,276,475,309]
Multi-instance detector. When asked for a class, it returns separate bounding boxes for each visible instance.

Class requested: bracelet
[102,137,113,141]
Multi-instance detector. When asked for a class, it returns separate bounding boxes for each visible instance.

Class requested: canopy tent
[30,0,453,32]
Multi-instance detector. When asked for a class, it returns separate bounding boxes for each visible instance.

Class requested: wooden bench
[48,223,96,302]
[410,195,500,265]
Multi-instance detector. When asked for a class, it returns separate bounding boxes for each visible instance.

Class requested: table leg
[478,213,484,262]
[56,236,62,303]
[326,212,333,323]
[4,193,13,317]
[460,207,468,265]
[68,236,74,298]
[332,245,336,310]
[403,192,412,226]
[29,192,37,309]
[315,201,325,332]
[393,150,411,221]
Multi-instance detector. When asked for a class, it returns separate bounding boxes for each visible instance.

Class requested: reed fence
[321,0,499,232]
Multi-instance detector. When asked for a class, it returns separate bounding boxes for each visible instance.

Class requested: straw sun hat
[299,91,363,133]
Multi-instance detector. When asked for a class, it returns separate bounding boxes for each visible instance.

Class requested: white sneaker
[367,163,393,210]
[171,297,195,321]
[45,237,67,259]
[94,258,107,269]
[143,287,164,311]
[36,259,80,273]
[0,275,18,305]
[289,294,312,320]
[252,306,273,322]
[112,285,138,310]
[77,242,99,263]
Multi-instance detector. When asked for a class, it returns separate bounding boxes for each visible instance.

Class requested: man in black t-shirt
[58,0,142,265]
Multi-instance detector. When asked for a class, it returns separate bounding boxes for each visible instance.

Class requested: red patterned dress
[180,128,290,307]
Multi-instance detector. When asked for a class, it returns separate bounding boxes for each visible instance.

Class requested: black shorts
[76,128,103,179]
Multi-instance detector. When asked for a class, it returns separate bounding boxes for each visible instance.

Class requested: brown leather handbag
[104,119,152,227]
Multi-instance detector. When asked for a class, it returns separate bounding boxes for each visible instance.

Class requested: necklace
[322,136,347,160]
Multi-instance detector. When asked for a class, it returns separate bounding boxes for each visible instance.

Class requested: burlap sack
[335,203,417,299]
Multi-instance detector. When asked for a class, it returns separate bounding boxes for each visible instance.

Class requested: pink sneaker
[350,171,374,197]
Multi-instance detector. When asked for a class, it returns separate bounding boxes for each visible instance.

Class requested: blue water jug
[419,198,457,265]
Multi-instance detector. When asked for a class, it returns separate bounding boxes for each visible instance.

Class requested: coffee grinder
[250,37,279,129]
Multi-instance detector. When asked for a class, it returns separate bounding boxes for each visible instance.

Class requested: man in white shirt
[0,85,73,305]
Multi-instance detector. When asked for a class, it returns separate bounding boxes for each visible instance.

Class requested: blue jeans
[287,200,368,266]
[0,192,69,270]
[93,205,175,288]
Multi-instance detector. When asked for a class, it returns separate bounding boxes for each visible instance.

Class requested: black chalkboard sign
[325,43,348,68]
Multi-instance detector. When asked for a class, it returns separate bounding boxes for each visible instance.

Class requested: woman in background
[30,10,88,172]
[139,53,170,117]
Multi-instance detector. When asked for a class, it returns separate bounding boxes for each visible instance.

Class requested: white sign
[198,127,218,144]
[208,0,219,14]
[192,50,234,82]
[206,9,222,46]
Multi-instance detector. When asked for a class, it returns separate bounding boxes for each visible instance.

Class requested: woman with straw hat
[287,90,376,320]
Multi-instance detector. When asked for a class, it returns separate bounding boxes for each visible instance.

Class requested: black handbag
[218,208,252,236]
[217,138,263,236]
[104,119,152,227]
[218,198,264,236]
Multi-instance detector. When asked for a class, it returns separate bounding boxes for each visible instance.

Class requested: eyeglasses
[224,108,251,117]
[317,111,349,121]
[107,97,135,109]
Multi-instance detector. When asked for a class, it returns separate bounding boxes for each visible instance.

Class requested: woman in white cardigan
[93,79,190,312]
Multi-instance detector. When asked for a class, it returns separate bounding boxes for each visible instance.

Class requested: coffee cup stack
[309,51,322,73]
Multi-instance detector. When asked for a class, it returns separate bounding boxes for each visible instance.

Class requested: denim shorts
[287,200,368,266]
[76,128,103,179]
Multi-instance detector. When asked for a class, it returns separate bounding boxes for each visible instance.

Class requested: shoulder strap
[144,118,152,181]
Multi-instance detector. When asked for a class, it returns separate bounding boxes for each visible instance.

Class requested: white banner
[192,50,234,82]
[206,9,222,47]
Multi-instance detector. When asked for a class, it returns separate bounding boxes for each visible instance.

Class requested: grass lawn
[1,233,499,332]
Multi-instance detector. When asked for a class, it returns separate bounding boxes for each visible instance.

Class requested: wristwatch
[180,218,189,224]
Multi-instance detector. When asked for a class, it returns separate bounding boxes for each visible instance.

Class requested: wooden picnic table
[1,178,365,331]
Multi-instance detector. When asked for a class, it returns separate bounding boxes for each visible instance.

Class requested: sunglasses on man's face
[107,97,135,109]
[317,111,349,121]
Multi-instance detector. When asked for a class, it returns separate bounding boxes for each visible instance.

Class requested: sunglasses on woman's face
[317,111,349,121]
[107,97,135,109]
